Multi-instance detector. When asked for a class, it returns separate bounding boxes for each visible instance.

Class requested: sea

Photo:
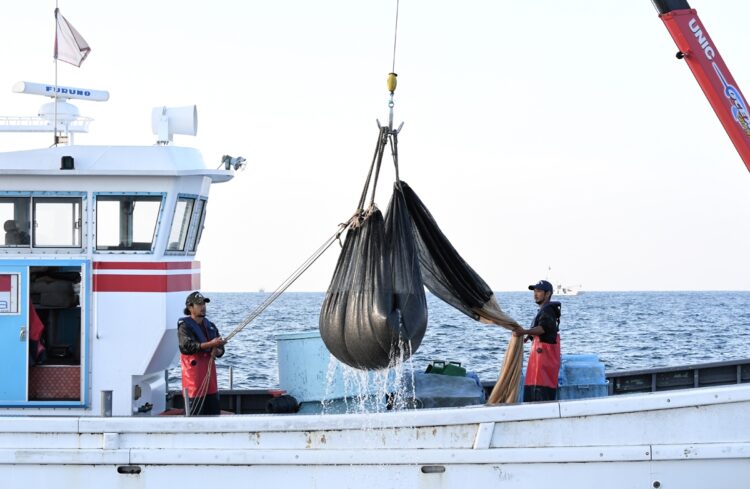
[168,291,750,390]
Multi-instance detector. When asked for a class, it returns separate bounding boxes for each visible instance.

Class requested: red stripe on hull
[92,261,199,270]
[93,273,200,292]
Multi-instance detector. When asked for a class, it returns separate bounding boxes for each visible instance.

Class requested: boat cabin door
[0,261,88,407]
[0,267,26,401]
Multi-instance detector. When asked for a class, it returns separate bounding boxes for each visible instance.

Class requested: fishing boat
[0,80,746,489]
[1,1,749,487]
[545,268,582,296]
[553,283,582,296]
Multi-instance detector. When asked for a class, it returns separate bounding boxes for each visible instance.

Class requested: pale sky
[2,1,749,292]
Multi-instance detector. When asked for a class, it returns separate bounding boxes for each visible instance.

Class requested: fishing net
[319,127,523,403]
[319,188,427,370]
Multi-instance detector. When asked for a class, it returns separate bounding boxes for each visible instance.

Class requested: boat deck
[166,357,750,415]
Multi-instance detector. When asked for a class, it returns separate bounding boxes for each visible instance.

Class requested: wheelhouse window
[0,197,31,247]
[33,197,82,248]
[187,199,207,253]
[96,195,162,251]
[167,197,194,252]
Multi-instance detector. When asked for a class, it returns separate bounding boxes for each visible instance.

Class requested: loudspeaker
[151,105,198,142]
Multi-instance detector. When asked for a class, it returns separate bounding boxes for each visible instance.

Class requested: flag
[54,8,91,67]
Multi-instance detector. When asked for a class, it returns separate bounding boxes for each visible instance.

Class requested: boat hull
[5,460,747,487]
[2,384,748,488]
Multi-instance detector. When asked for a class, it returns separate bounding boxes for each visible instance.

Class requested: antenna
[13,81,109,101]
[0,81,108,143]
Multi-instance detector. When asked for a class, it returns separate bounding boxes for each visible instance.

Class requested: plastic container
[556,353,608,401]
[411,371,484,408]
[276,331,343,403]
[561,354,599,363]
[559,354,606,386]
[425,360,466,377]
[558,382,609,400]
[276,330,399,407]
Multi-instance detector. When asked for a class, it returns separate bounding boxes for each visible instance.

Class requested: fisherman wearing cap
[177,291,226,415]
[513,280,562,402]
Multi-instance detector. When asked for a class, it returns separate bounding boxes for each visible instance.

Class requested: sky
[1,1,749,292]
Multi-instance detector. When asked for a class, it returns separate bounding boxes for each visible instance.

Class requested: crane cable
[391,0,400,75]
[387,0,400,130]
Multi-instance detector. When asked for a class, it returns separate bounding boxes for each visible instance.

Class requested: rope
[187,354,214,415]
[391,0,400,74]
[221,127,395,345]
[389,130,400,183]
[188,222,349,411]
[368,127,390,209]
[357,126,389,213]
[223,222,349,343]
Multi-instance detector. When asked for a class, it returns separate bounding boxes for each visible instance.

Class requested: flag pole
[53,5,59,147]
[51,4,92,146]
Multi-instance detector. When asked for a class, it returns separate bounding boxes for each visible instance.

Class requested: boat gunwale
[0,383,747,434]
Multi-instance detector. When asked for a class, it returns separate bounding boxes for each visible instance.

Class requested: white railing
[0,115,92,133]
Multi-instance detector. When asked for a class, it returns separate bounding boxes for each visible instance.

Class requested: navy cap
[185,291,210,305]
[528,280,553,293]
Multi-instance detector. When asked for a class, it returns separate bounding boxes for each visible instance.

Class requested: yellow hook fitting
[387,72,398,94]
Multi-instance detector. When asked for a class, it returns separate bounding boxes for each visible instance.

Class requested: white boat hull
[2,384,748,488]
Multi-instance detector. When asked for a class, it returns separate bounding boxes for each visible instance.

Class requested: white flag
[54,8,91,67]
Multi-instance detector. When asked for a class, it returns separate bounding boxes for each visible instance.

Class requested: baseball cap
[528,280,553,293]
[185,291,210,305]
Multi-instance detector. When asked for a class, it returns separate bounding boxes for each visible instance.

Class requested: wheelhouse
[0,92,237,415]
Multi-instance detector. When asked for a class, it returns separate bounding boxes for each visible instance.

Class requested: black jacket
[532,301,561,344]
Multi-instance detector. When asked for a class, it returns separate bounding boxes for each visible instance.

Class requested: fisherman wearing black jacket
[514,280,561,402]
[177,291,226,415]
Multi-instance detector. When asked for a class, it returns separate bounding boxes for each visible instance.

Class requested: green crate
[425,360,466,377]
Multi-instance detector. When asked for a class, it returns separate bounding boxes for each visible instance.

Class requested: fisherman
[513,280,561,402]
[177,291,226,415]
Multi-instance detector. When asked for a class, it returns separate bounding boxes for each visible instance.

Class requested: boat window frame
[0,192,86,254]
[32,196,84,249]
[165,194,196,255]
[93,192,166,254]
[165,194,207,256]
[0,195,32,249]
[186,197,207,255]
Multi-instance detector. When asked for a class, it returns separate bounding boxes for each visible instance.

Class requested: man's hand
[512,327,525,337]
[204,337,226,349]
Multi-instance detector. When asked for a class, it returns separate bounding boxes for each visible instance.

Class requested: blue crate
[559,354,606,386]
[558,381,609,400]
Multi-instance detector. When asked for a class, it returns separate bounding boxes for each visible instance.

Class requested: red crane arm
[653,0,750,172]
